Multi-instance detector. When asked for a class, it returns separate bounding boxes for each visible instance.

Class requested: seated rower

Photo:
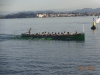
[70,32,72,35]
[67,32,69,35]
[58,32,60,36]
[63,31,66,35]
[44,31,46,35]
[35,33,39,36]
[47,32,51,35]
[61,32,63,35]
[42,32,44,36]
[54,32,57,36]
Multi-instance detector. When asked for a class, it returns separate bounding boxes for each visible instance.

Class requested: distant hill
[72,8,100,13]
[22,10,55,14]
[21,8,100,14]
[0,11,18,15]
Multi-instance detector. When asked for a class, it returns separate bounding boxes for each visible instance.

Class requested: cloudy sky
[0,0,100,12]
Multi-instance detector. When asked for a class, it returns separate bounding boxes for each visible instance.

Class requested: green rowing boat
[21,33,85,41]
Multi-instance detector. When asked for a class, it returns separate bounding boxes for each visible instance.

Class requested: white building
[37,14,46,18]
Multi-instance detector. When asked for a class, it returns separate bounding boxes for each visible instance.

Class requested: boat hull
[21,33,85,41]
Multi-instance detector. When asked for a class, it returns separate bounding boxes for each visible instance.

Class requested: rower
[58,32,60,35]
[67,32,69,35]
[70,32,72,35]
[48,32,50,35]
[63,31,66,35]
[44,31,47,35]
[61,32,63,35]
[42,32,44,36]
[55,32,57,36]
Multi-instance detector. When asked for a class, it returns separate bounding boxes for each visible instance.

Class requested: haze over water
[0,17,100,75]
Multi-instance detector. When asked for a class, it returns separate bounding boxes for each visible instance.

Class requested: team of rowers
[26,28,78,36]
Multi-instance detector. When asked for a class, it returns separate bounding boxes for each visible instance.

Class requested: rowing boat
[21,33,85,41]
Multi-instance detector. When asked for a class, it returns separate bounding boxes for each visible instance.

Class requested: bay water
[0,17,100,75]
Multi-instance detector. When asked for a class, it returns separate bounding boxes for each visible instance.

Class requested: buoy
[91,18,96,30]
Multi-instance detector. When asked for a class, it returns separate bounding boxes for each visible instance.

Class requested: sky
[0,0,100,12]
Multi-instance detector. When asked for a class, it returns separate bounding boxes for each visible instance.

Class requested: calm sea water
[0,17,100,75]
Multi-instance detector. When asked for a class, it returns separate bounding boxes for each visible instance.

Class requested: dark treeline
[3,13,36,19]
